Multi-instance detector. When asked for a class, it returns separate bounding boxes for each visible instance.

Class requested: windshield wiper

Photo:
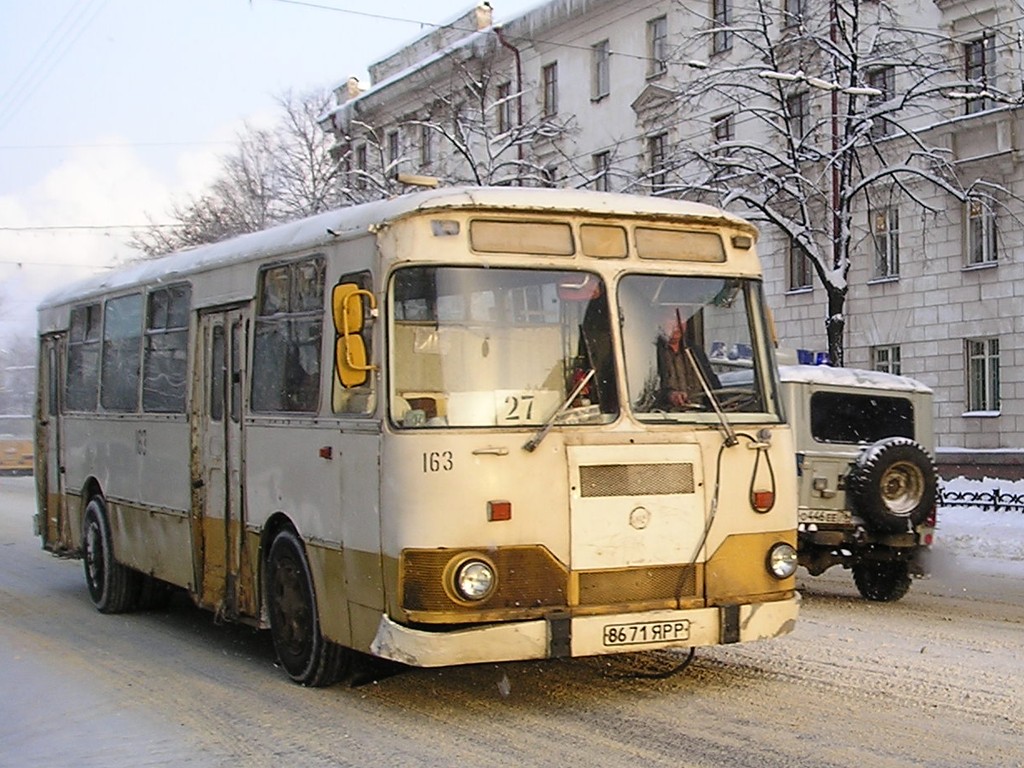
[684,349,738,447]
[523,369,596,453]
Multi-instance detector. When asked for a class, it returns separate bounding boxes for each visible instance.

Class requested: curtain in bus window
[143,284,191,412]
[65,303,101,411]
[252,257,324,413]
[101,293,144,412]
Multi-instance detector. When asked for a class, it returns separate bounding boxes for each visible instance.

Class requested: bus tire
[848,437,936,533]
[852,560,912,602]
[82,496,140,614]
[266,530,349,687]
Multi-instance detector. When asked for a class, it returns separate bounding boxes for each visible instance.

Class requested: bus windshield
[390,266,617,428]
[619,274,774,421]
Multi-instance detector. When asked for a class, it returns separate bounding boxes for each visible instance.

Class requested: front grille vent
[578,564,698,605]
[579,463,694,497]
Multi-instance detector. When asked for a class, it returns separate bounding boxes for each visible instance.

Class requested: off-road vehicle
[778,364,938,601]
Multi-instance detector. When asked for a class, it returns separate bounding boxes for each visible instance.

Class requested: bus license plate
[603,620,691,647]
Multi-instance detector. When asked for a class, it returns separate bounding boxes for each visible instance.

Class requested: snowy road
[1,474,1021,768]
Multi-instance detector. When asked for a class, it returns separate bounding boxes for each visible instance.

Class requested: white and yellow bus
[35,187,799,686]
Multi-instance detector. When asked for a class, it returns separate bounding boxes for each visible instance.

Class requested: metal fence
[939,486,1024,513]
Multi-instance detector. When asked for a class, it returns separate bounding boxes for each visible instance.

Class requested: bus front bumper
[369,594,800,668]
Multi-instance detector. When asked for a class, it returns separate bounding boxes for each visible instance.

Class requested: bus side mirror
[332,283,377,388]
[332,283,366,335]
[336,336,369,387]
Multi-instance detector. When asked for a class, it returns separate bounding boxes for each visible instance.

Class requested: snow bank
[937,476,1024,563]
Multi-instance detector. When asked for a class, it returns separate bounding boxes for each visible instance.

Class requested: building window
[866,66,895,138]
[965,34,996,114]
[353,144,368,190]
[712,0,733,54]
[647,16,668,78]
[966,198,998,265]
[871,206,899,278]
[497,81,513,134]
[966,337,999,412]
[788,240,812,290]
[872,345,901,375]
[592,39,610,100]
[648,133,668,192]
[542,62,559,117]
[420,124,433,166]
[786,91,809,143]
[783,0,804,26]
[593,151,611,191]
[712,113,734,154]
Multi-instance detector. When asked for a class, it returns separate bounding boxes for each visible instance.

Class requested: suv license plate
[603,620,691,647]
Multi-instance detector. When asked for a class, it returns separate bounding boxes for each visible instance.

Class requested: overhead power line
[0,224,178,232]
[0,140,235,151]
[0,0,110,133]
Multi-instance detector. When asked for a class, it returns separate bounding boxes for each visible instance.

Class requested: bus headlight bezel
[766,542,798,579]
[449,556,497,602]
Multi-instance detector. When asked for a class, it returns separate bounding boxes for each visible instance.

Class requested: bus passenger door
[194,308,251,618]
[36,334,68,551]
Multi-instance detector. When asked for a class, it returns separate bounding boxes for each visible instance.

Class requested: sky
[0,0,543,343]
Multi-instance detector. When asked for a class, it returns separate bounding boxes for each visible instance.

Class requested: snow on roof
[323,27,498,126]
[38,186,757,310]
[779,364,932,394]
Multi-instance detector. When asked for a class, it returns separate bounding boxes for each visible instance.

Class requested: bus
[35,187,799,686]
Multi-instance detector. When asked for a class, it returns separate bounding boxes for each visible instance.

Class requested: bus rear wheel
[82,497,140,613]
[266,530,349,687]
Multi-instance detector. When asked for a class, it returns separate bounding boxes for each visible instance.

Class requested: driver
[656,307,703,409]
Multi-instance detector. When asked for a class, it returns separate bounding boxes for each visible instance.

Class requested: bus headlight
[453,559,496,601]
[767,542,798,579]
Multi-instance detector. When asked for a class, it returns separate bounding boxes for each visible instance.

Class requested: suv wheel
[852,560,912,602]
[849,437,937,533]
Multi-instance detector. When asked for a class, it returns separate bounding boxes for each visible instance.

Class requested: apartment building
[319,0,1024,468]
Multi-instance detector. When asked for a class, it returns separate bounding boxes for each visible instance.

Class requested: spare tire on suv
[848,437,937,534]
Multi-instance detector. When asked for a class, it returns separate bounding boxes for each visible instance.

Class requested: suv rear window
[810,392,914,444]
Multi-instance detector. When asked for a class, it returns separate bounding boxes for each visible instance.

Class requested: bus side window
[100,293,144,412]
[210,325,225,423]
[252,257,324,414]
[332,270,375,415]
[143,283,191,413]
[66,303,101,412]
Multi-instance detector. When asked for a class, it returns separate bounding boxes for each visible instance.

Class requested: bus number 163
[422,451,454,473]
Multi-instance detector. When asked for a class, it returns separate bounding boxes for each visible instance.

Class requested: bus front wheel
[82,497,140,613]
[266,530,349,687]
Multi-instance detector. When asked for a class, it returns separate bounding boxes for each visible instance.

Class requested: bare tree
[329,39,580,197]
[131,89,346,257]
[660,0,1013,364]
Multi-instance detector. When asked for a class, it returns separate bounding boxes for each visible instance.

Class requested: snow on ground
[936,476,1024,564]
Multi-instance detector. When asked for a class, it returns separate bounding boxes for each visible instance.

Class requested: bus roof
[38,186,759,312]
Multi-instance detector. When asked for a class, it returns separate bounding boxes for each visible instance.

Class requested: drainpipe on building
[495,25,524,185]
